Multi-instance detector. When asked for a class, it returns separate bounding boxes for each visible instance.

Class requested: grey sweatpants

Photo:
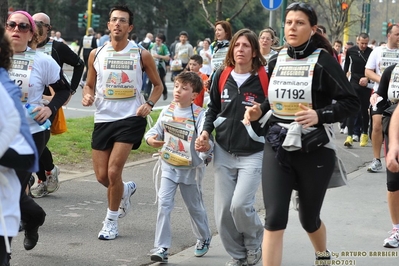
[154,176,211,248]
[213,144,264,259]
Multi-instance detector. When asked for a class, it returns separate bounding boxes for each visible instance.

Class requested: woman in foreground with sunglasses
[244,2,359,265]
[5,10,70,252]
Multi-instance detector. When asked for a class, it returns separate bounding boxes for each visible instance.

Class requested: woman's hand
[294,103,318,128]
[243,102,262,125]
[195,131,210,152]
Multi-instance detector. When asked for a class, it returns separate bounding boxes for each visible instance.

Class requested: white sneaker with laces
[247,246,262,265]
[150,247,168,262]
[367,158,382,172]
[98,219,118,240]
[118,181,137,218]
[383,228,399,248]
[30,180,48,198]
[194,238,211,257]
[46,165,60,193]
[225,258,248,266]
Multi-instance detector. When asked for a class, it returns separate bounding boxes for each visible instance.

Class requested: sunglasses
[287,2,314,12]
[6,21,32,33]
[34,20,51,28]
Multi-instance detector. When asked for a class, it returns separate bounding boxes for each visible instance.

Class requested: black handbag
[301,128,329,153]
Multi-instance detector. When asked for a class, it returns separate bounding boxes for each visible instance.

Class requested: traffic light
[78,13,87,28]
[382,21,388,36]
[341,2,349,11]
[92,14,101,29]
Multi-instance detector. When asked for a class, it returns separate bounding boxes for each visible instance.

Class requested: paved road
[10,66,390,265]
[9,128,387,265]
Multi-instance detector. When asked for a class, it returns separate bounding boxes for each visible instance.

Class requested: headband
[8,10,36,32]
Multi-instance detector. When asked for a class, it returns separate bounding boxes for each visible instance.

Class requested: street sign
[260,0,283,10]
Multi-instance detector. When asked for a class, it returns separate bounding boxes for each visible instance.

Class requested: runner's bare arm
[136,49,163,116]
[82,49,97,106]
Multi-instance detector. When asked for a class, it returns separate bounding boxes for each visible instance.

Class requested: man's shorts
[370,101,391,116]
[92,116,147,151]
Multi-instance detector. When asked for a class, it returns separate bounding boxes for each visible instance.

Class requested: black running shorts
[91,116,147,150]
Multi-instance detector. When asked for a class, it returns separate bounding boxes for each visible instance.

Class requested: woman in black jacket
[244,2,359,266]
[196,29,268,266]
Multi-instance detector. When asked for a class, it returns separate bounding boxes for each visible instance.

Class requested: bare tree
[315,0,362,41]
[200,0,251,29]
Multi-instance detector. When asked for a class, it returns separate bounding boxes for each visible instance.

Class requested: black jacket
[343,45,372,84]
[51,41,84,92]
[267,42,360,125]
[202,68,267,156]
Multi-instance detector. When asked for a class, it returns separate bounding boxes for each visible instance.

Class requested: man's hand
[82,93,95,106]
[136,103,153,117]
[370,93,380,106]
[359,77,368,87]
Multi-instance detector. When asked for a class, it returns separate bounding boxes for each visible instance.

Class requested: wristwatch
[146,100,155,108]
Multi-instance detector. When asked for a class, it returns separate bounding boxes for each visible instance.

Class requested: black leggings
[0,237,11,265]
[34,130,51,182]
[347,84,372,136]
[37,146,54,181]
[262,143,335,232]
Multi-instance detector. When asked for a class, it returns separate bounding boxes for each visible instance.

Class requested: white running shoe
[150,247,168,263]
[46,165,60,193]
[367,158,382,172]
[247,246,262,265]
[118,181,137,218]
[383,228,399,248]
[30,180,48,198]
[98,219,118,240]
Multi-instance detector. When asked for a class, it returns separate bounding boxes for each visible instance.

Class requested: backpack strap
[258,68,269,97]
[218,66,234,94]
[218,66,268,97]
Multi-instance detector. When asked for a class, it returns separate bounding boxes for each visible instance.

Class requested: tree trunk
[216,0,222,21]
[0,0,9,25]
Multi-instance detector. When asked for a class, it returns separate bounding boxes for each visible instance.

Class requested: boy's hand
[147,134,165,148]
[195,132,210,152]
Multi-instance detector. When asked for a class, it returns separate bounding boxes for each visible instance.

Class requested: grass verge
[47,110,161,171]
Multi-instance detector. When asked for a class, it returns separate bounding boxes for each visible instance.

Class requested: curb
[58,157,158,182]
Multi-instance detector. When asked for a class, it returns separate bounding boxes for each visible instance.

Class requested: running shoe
[247,246,262,265]
[359,134,368,147]
[150,247,168,263]
[30,180,48,198]
[98,219,118,240]
[344,136,353,147]
[383,228,399,248]
[352,135,359,142]
[118,181,137,218]
[46,165,60,193]
[194,237,211,257]
[225,258,248,266]
[367,158,382,172]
